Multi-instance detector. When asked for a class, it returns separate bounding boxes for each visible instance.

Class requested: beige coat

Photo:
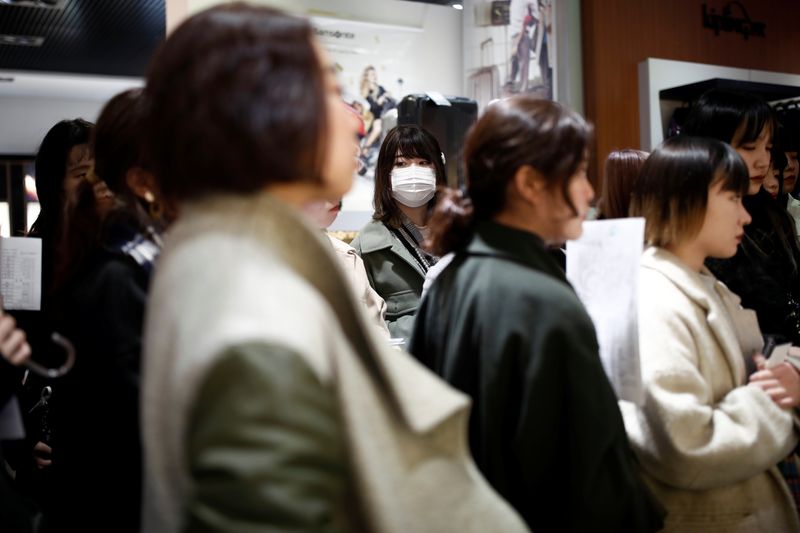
[328,234,391,340]
[140,191,528,533]
[620,247,799,532]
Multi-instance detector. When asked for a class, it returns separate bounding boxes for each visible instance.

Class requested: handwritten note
[566,218,645,404]
[0,237,42,311]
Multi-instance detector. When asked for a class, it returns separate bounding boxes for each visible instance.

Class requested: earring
[143,190,163,221]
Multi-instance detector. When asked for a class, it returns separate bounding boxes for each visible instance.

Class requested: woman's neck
[664,242,705,273]
[492,203,557,244]
[266,183,324,207]
[398,203,427,227]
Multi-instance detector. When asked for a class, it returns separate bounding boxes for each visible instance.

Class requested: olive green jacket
[351,219,425,344]
[140,192,529,533]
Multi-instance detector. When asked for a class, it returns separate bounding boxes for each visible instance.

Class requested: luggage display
[398,94,478,188]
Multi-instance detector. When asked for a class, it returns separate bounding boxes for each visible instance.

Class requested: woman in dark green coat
[352,125,447,344]
[408,96,664,532]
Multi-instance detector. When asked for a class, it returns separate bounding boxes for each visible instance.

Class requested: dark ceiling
[0,0,165,77]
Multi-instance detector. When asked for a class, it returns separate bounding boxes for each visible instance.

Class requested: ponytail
[425,187,475,256]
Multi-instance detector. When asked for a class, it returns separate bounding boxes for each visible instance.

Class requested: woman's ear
[512,165,547,206]
[125,167,158,201]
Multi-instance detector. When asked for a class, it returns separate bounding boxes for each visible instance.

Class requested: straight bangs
[395,134,437,163]
[633,136,737,247]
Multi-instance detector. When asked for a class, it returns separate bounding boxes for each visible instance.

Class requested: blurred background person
[0,310,35,533]
[360,65,396,163]
[597,148,648,219]
[301,197,391,340]
[34,88,166,533]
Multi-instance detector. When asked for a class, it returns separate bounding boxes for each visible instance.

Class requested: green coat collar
[356,219,426,278]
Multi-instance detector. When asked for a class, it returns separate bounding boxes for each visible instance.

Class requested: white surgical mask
[390,165,437,207]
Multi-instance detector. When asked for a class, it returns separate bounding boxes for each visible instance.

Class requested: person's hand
[33,441,52,469]
[749,361,800,408]
[0,312,31,366]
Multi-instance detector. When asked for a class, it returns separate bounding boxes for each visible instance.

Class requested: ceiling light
[451,3,463,9]
[0,0,67,9]
[0,34,45,47]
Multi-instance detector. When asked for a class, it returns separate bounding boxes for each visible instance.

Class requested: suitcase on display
[397,94,478,188]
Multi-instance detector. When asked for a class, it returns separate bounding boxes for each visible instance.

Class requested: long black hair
[29,118,93,296]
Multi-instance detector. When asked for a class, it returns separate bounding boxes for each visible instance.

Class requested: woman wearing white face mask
[352,125,446,344]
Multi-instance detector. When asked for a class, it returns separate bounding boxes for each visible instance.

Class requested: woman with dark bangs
[682,89,800,347]
[624,135,800,530]
[352,124,447,343]
[409,96,664,532]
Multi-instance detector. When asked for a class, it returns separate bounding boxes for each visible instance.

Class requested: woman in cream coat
[623,136,800,532]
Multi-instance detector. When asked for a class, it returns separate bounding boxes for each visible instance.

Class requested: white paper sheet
[767,343,795,369]
[0,237,42,310]
[566,218,645,404]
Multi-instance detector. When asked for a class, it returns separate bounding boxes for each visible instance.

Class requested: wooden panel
[581,0,800,183]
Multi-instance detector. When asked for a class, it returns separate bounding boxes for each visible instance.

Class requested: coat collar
[466,220,566,282]
[642,247,761,384]
[179,190,466,432]
[356,219,425,277]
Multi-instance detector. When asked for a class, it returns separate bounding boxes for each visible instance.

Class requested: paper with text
[567,218,645,404]
[0,237,42,311]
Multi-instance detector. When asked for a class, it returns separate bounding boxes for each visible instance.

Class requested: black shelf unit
[660,78,800,103]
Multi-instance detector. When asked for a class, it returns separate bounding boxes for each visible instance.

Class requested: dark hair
[683,89,800,270]
[427,96,591,256]
[55,88,159,290]
[630,136,748,247]
[144,3,327,203]
[682,89,775,146]
[771,140,788,198]
[373,125,446,228]
[30,118,93,238]
[28,118,93,300]
[598,149,648,219]
[93,88,150,198]
[775,105,800,154]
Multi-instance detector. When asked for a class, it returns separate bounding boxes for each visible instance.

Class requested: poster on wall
[312,16,424,231]
[464,0,555,111]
